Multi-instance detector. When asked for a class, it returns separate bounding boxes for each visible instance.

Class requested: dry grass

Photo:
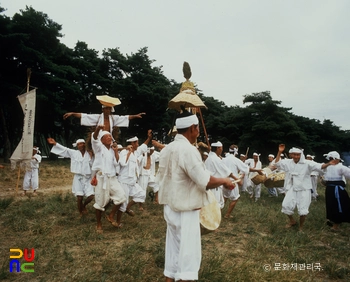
[0,161,349,281]
[0,159,73,197]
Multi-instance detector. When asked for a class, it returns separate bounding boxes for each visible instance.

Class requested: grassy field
[0,160,349,281]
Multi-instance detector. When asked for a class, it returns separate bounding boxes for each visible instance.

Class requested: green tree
[229,91,306,159]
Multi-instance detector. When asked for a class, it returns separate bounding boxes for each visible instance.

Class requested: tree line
[1,6,349,164]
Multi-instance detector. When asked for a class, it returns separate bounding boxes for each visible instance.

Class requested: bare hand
[112,142,118,152]
[147,129,153,138]
[91,176,97,186]
[278,144,285,153]
[47,138,56,145]
[96,125,105,131]
[63,112,72,119]
[223,178,236,190]
[135,112,146,119]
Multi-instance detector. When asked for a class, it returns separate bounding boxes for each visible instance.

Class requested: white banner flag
[10,89,36,169]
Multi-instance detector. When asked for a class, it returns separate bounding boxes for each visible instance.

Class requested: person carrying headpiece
[274,144,337,231]
[117,130,153,218]
[321,151,350,231]
[22,146,42,197]
[63,95,146,139]
[156,110,235,282]
[47,137,94,216]
[90,126,127,233]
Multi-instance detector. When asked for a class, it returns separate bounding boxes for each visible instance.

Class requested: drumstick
[245,147,249,158]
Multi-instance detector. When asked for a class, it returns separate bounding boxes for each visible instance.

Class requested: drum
[250,167,271,185]
[264,171,285,188]
[200,190,221,235]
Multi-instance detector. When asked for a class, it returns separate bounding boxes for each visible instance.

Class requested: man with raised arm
[63,95,145,137]
[91,125,126,233]
[47,138,94,216]
[274,144,336,231]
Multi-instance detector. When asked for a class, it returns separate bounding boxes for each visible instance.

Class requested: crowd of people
[20,95,350,282]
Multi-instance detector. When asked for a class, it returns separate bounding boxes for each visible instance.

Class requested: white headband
[211,141,223,147]
[100,131,111,140]
[33,147,41,154]
[175,115,199,129]
[253,153,260,157]
[127,136,138,142]
[268,154,274,158]
[72,139,85,147]
[289,147,303,154]
[229,147,238,155]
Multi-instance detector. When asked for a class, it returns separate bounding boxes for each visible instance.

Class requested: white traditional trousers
[23,168,39,191]
[281,189,311,216]
[164,205,201,281]
[93,172,126,211]
[72,174,94,197]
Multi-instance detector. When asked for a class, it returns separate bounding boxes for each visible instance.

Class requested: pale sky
[2,0,350,130]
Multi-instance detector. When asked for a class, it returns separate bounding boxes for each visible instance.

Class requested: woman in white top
[322,151,350,231]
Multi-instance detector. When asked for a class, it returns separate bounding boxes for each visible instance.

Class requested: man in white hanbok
[63,95,145,139]
[156,111,235,282]
[91,126,127,233]
[22,147,42,196]
[275,144,335,231]
[138,147,160,207]
[245,153,263,202]
[222,145,249,218]
[47,138,94,216]
[117,130,153,218]
[205,141,233,209]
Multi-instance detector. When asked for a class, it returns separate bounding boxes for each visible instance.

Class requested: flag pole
[27,68,31,92]
[15,69,32,197]
[15,166,21,197]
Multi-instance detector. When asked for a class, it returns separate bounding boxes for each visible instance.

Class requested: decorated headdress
[168,62,207,112]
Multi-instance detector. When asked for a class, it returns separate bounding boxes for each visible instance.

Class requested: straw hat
[168,89,207,111]
[96,95,121,107]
